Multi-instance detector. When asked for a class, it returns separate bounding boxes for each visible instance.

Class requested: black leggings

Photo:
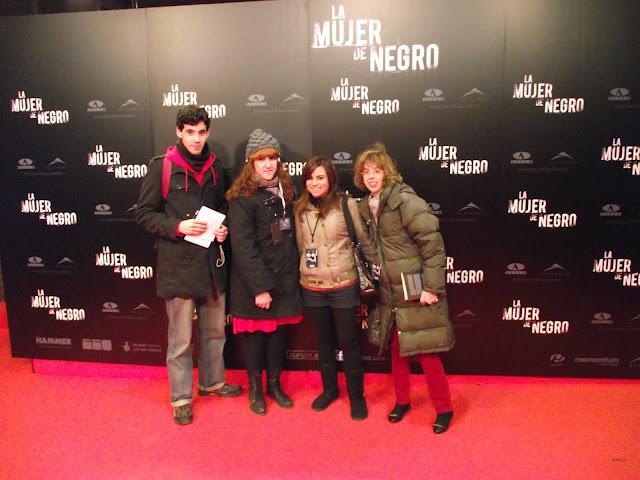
[305,306,362,372]
[242,326,289,373]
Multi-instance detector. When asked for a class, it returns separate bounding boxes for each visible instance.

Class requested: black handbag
[341,196,377,299]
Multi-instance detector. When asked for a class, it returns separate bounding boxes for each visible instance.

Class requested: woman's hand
[255,291,272,309]
[420,291,438,306]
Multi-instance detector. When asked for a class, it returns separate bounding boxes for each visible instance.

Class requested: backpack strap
[161,154,172,200]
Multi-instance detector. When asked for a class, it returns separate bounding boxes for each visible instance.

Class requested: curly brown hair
[353,142,403,191]
[226,149,296,203]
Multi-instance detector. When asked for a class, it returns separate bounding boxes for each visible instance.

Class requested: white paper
[184,206,226,248]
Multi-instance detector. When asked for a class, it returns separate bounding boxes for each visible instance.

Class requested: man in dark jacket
[136,106,242,425]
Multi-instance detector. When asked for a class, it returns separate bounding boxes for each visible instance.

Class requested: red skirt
[232,315,302,334]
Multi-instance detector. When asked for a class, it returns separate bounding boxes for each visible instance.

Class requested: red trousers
[390,328,452,413]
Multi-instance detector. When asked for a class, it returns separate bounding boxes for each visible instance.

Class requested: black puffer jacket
[135,149,227,299]
[228,189,303,319]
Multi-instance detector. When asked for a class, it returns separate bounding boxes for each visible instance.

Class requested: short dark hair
[176,106,210,130]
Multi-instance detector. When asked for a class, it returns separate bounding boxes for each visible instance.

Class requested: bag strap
[341,195,356,243]
[161,154,172,200]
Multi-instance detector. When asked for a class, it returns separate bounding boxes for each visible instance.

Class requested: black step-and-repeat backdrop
[1,0,638,377]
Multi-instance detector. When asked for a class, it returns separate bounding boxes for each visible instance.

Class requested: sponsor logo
[608,87,630,101]
[121,341,162,353]
[505,263,527,276]
[246,94,267,107]
[82,339,112,351]
[94,203,112,216]
[422,88,445,102]
[35,336,72,348]
[27,256,45,268]
[549,353,565,367]
[592,312,613,326]
[549,151,578,166]
[87,99,106,112]
[286,350,318,361]
[56,257,76,270]
[102,302,120,313]
[119,99,140,111]
[629,357,640,368]
[427,202,442,215]
[542,263,568,277]
[457,202,485,215]
[17,157,35,170]
[282,93,305,105]
[573,356,620,367]
[332,151,353,166]
[600,204,622,217]
[461,88,489,102]
[511,151,533,165]
[48,158,67,169]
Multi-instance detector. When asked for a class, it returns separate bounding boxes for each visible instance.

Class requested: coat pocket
[395,302,448,332]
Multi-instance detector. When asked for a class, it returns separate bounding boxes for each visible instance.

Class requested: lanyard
[304,210,320,244]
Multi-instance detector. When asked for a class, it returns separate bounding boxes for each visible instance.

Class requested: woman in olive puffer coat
[354,142,455,434]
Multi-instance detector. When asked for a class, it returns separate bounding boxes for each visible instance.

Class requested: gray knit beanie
[245,128,281,160]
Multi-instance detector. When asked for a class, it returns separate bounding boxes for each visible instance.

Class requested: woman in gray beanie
[226,129,303,415]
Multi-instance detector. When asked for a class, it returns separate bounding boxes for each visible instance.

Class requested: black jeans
[305,305,362,371]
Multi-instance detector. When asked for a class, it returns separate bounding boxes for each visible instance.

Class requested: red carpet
[1,302,639,480]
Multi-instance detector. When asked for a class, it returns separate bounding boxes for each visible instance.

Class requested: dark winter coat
[227,189,303,319]
[359,182,455,357]
[135,148,227,299]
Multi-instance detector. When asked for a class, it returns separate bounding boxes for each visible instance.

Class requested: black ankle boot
[311,363,339,411]
[266,369,293,408]
[248,371,266,416]
[345,369,368,421]
[433,411,453,434]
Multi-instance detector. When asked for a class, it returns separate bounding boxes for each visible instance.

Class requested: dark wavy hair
[176,106,210,130]
[294,155,341,220]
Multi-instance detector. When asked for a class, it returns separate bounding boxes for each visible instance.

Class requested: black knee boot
[345,369,368,420]
[311,363,339,411]
[266,369,293,408]
[248,371,266,416]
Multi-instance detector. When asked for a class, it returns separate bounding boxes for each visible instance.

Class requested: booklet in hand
[400,271,424,301]
[184,206,226,248]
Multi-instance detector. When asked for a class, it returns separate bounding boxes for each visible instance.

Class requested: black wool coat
[135,152,228,299]
[227,189,303,320]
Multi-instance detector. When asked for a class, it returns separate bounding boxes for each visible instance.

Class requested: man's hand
[178,219,207,236]
[214,224,228,243]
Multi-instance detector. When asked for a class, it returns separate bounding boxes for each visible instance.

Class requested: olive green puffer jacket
[358,182,455,357]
